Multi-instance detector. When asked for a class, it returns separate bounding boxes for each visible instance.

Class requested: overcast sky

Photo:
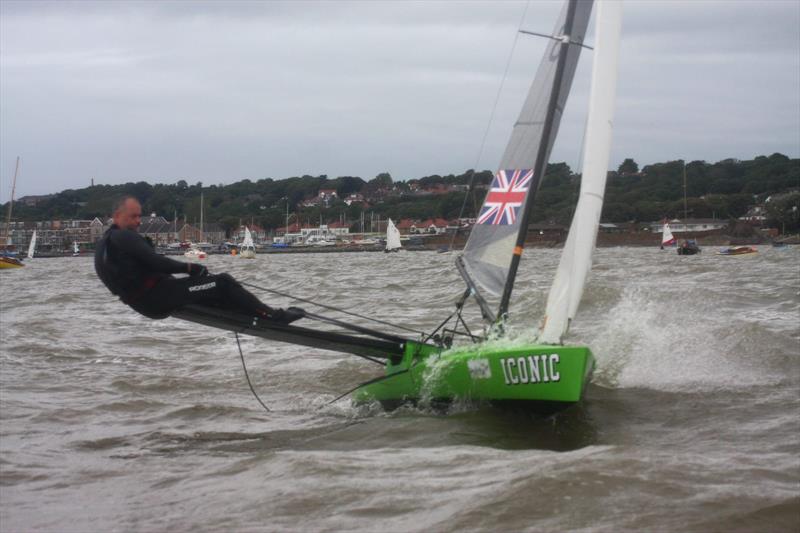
[1,0,798,202]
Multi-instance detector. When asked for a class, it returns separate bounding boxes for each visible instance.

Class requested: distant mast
[683,160,688,221]
[3,157,20,248]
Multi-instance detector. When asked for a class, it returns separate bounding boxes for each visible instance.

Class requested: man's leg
[136,274,303,322]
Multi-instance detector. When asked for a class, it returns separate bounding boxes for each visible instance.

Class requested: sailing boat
[384,219,402,253]
[1,157,24,269]
[185,191,208,259]
[174,0,622,412]
[27,230,37,259]
[661,222,676,248]
[240,226,256,259]
[72,241,80,256]
[676,161,701,255]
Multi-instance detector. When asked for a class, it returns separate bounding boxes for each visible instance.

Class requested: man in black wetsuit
[95,196,303,323]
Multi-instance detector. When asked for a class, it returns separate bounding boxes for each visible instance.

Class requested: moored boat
[239,227,256,259]
[678,239,701,255]
[717,246,758,256]
[0,256,24,269]
[1,157,25,269]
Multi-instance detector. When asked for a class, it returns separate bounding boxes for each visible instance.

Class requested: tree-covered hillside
[3,153,798,233]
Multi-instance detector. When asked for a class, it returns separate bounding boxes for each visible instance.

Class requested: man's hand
[188,263,209,277]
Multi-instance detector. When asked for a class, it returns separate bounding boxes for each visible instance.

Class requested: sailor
[94,196,303,323]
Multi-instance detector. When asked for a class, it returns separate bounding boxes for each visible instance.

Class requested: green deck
[354,340,594,411]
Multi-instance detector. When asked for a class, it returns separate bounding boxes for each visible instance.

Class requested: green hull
[354,341,594,413]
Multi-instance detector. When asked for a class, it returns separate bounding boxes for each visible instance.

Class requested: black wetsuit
[94,224,274,320]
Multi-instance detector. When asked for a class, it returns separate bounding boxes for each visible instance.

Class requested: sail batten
[460,0,593,315]
[540,0,624,344]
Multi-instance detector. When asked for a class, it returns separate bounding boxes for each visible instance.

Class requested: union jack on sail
[476,169,534,225]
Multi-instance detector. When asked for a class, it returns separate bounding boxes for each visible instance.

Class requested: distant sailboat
[385,219,402,253]
[676,161,701,255]
[240,227,256,259]
[661,222,676,248]
[27,230,37,259]
[1,157,24,269]
[185,191,207,259]
[72,242,80,256]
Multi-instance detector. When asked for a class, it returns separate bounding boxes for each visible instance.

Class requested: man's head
[112,196,142,231]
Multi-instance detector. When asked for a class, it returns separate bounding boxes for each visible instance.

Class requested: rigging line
[449,0,532,251]
[423,310,457,344]
[302,310,414,344]
[326,368,411,406]
[234,331,270,413]
[518,30,594,50]
[241,280,426,336]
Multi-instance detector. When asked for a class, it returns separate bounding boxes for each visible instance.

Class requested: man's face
[114,199,142,231]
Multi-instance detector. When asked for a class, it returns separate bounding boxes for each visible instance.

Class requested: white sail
[386,219,401,251]
[540,0,623,345]
[242,227,255,249]
[661,223,676,246]
[73,241,79,255]
[27,230,36,259]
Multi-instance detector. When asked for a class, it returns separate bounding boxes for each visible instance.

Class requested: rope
[234,331,270,413]
[242,280,427,336]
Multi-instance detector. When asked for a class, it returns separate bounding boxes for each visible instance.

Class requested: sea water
[1,247,798,531]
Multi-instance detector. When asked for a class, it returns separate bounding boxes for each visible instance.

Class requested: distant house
[648,218,727,233]
[739,206,767,224]
[178,222,225,244]
[343,193,366,206]
[139,217,177,245]
[326,221,350,235]
[1,217,106,250]
[412,218,449,234]
[396,219,417,234]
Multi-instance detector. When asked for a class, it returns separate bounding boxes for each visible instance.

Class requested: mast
[3,157,20,248]
[200,191,204,241]
[497,0,580,319]
[683,160,688,221]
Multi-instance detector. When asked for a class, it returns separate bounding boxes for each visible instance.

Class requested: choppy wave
[1,249,798,531]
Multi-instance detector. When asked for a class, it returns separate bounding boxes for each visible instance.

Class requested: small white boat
[184,246,207,259]
[385,219,402,253]
[306,235,337,246]
[72,242,80,256]
[240,227,256,259]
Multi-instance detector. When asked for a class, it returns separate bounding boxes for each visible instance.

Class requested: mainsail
[27,230,36,259]
[540,0,623,344]
[661,222,676,247]
[242,227,255,249]
[460,0,593,317]
[386,219,401,251]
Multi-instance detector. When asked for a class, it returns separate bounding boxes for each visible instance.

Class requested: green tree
[617,158,638,174]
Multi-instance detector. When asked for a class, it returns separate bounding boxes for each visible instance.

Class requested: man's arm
[112,229,193,275]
